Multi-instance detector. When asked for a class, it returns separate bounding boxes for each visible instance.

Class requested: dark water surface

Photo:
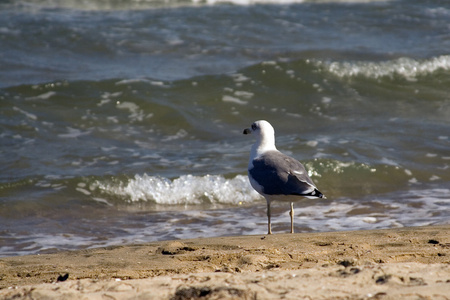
[1,0,449,256]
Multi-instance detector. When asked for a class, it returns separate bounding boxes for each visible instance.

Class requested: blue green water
[0,0,449,256]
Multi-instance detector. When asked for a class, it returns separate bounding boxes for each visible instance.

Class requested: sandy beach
[1,225,449,299]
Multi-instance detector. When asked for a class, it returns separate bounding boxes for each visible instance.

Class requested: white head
[243,120,277,156]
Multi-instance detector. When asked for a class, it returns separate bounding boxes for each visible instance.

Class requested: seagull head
[243,120,276,153]
[243,120,273,135]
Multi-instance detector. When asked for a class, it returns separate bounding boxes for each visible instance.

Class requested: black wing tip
[309,188,326,199]
[291,188,326,199]
[316,189,326,199]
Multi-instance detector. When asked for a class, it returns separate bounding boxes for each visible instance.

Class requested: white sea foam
[319,55,450,80]
[298,188,450,231]
[116,101,152,122]
[26,91,57,101]
[380,157,398,166]
[115,78,151,85]
[9,0,389,11]
[200,0,387,4]
[234,90,254,99]
[161,129,189,142]
[222,95,248,105]
[12,106,37,120]
[58,127,92,138]
[91,174,261,205]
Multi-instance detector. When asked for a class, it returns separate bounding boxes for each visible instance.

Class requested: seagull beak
[243,128,252,135]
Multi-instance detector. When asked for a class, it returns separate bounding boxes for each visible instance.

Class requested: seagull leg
[267,201,272,235]
[289,202,294,234]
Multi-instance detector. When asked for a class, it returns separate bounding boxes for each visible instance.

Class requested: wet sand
[1,225,449,299]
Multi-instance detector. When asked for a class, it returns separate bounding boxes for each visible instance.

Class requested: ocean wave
[84,157,415,207]
[317,55,450,80]
[200,0,388,5]
[5,0,389,11]
[3,186,448,256]
[90,174,261,205]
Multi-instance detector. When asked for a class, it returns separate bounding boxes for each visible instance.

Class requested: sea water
[0,0,449,256]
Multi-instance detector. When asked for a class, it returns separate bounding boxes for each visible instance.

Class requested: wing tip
[313,188,326,199]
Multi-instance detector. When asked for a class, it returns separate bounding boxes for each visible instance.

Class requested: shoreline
[1,225,449,299]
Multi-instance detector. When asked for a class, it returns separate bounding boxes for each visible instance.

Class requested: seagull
[243,120,325,234]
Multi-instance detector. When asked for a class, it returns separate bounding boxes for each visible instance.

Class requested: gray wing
[249,151,323,197]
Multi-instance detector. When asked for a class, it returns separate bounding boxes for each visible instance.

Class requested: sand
[0,225,449,299]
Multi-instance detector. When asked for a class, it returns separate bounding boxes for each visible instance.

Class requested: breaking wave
[317,55,450,80]
[90,174,261,205]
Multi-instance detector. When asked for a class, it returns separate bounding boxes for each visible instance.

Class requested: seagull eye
[251,123,257,130]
